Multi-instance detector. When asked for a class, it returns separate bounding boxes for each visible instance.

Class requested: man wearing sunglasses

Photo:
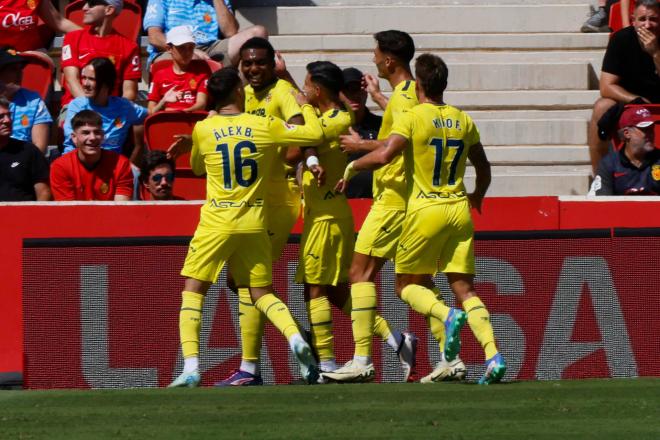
[140,150,182,200]
[60,0,141,117]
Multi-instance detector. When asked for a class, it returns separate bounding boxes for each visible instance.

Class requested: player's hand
[637,26,659,56]
[274,51,288,77]
[295,91,310,106]
[363,73,381,96]
[340,127,363,153]
[334,178,348,194]
[468,193,484,214]
[309,164,326,186]
[193,49,210,60]
[163,87,182,103]
[167,134,193,159]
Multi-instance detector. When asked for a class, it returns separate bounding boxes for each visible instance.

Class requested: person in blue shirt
[0,48,52,154]
[143,0,267,66]
[63,57,147,166]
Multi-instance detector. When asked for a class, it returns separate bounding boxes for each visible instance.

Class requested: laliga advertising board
[21,231,659,388]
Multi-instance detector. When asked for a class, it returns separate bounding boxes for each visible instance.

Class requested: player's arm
[214,0,239,38]
[190,126,207,176]
[31,124,49,154]
[185,92,208,112]
[122,80,138,101]
[283,113,305,164]
[63,66,85,99]
[38,0,81,33]
[363,73,388,111]
[34,182,52,201]
[467,141,491,213]
[270,103,324,146]
[600,71,647,103]
[339,128,384,153]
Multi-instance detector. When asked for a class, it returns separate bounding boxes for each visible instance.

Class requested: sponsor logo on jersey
[613,172,627,178]
[2,12,34,28]
[11,161,20,168]
[62,45,72,61]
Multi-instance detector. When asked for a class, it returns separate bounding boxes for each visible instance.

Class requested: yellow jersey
[190,105,323,233]
[373,79,418,210]
[244,79,302,206]
[301,108,354,221]
[390,102,480,212]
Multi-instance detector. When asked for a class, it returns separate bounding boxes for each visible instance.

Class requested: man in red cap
[589,106,659,195]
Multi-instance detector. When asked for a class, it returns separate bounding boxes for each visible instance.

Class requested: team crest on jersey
[652,165,660,181]
[27,0,36,10]
[21,114,29,127]
[100,182,109,194]
[189,78,197,89]
[114,118,123,128]
[204,13,212,23]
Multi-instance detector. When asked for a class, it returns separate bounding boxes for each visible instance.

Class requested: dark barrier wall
[3,197,660,384]
[21,230,660,388]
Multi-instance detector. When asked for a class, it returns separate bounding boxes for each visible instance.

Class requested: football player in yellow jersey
[324,30,421,383]
[169,67,324,388]
[216,37,324,387]
[336,54,506,385]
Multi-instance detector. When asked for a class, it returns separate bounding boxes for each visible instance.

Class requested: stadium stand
[65,0,143,42]
[19,51,55,101]
[609,1,636,33]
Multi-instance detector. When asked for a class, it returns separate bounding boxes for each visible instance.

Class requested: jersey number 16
[216,141,258,189]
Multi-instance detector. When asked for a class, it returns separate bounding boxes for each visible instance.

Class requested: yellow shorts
[395,199,475,275]
[295,216,354,286]
[354,205,405,260]
[181,226,272,286]
[266,200,300,260]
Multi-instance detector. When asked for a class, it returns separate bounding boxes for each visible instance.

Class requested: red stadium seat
[609,1,635,34]
[19,51,55,100]
[65,0,142,42]
[143,111,209,199]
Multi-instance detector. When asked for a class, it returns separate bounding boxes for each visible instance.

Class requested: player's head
[373,30,415,78]
[633,0,660,35]
[618,106,656,155]
[239,37,277,90]
[207,67,245,110]
[81,57,116,99]
[166,26,196,70]
[304,61,344,106]
[71,110,104,156]
[141,150,176,200]
[414,53,448,103]
[340,67,367,113]
[82,0,123,26]
[0,97,12,140]
[0,47,27,86]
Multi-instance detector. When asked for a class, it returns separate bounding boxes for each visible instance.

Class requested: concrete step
[476,119,588,145]
[237,5,591,35]
[238,0,593,6]
[484,145,589,165]
[464,164,592,196]
[468,109,592,120]
[284,62,590,91]
[270,33,608,52]
[367,90,599,111]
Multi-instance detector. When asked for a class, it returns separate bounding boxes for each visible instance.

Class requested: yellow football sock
[307,296,334,361]
[179,291,204,359]
[463,296,498,359]
[238,288,264,363]
[428,287,446,352]
[254,293,299,341]
[400,284,450,322]
[341,295,391,342]
[351,282,377,357]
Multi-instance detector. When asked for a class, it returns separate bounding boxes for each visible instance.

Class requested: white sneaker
[396,331,418,382]
[420,357,466,383]
[168,370,201,388]
[293,339,320,384]
[321,360,375,383]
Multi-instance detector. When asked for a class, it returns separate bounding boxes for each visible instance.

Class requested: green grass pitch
[1,379,658,439]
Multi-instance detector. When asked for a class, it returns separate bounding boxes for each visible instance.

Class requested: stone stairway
[235,0,607,195]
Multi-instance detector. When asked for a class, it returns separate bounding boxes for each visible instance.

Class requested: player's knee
[591,98,616,122]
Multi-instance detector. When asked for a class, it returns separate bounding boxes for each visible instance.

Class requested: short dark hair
[140,150,176,183]
[635,0,659,9]
[206,67,242,107]
[415,54,449,100]
[85,57,116,94]
[306,61,344,96]
[0,96,11,110]
[239,37,275,63]
[374,30,415,65]
[71,109,103,130]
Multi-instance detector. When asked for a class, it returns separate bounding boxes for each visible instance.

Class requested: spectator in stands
[51,109,133,200]
[63,57,147,166]
[339,67,381,199]
[0,96,51,201]
[582,0,615,32]
[60,0,141,116]
[0,0,80,51]
[587,0,660,173]
[140,150,182,200]
[0,47,52,154]
[589,106,659,195]
[143,0,267,66]
[147,25,210,114]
